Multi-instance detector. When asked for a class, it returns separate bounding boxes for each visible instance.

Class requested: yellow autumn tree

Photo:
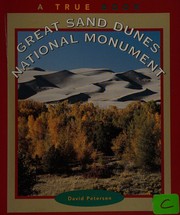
[73,129,96,169]
[111,131,128,158]
[27,114,47,158]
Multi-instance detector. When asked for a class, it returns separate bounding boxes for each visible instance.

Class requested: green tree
[129,101,161,170]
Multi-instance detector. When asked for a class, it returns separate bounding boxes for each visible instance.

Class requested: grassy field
[33,160,161,196]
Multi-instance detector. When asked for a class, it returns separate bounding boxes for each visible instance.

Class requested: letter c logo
[160,199,174,209]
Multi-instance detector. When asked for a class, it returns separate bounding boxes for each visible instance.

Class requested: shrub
[42,146,63,174]
[18,153,37,196]
[83,164,113,178]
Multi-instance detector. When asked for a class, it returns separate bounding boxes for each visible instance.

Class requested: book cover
[0,0,180,214]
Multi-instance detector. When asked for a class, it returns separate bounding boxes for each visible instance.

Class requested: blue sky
[18,30,160,72]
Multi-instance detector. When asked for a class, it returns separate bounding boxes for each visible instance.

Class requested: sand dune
[18,67,160,108]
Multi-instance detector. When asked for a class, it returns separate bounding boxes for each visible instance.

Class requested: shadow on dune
[50,93,91,104]
[118,89,157,102]
[115,70,151,90]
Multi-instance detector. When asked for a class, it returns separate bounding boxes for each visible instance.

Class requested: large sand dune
[18,67,160,108]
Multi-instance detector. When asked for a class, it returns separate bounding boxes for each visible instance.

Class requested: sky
[18,30,161,72]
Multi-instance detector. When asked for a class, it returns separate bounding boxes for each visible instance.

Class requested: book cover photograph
[0,0,180,214]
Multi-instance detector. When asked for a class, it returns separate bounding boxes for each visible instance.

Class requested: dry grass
[33,169,161,196]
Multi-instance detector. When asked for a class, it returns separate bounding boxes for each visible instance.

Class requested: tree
[27,114,47,158]
[129,101,161,170]
[18,152,36,196]
[42,145,62,174]
[18,116,29,154]
[111,131,128,158]
[73,129,96,169]
[134,118,157,170]
[18,100,46,119]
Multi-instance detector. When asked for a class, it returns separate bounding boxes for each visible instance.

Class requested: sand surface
[18,67,160,108]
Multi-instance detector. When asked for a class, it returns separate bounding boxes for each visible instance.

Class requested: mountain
[18,67,160,108]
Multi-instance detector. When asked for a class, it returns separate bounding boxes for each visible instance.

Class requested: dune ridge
[18,67,160,108]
